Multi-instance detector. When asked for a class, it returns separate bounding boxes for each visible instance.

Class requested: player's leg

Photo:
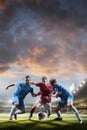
[14,100,25,115]
[55,106,62,120]
[29,100,42,120]
[9,96,19,121]
[29,103,37,120]
[44,103,52,118]
[54,99,66,120]
[71,105,83,124]
[13,100,25,120]
[9,104,18,121]
[67,97,83,124]
[14,113,17,120]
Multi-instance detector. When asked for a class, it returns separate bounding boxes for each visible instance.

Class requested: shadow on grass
[0,118,87,130]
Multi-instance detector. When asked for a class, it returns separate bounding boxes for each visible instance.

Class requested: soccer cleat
[9,117,13,122]
[79,120,83,124]
[14,114,17,120]
[54,117,63,121]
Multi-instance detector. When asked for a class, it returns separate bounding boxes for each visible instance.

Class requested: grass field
[0,113,87,130]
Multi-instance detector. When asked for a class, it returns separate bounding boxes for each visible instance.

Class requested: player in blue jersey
[6,75,40,121]
[49,78,83,124]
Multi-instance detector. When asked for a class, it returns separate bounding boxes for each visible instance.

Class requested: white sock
[71,105,82,122]
[9,105,17,120]
[57,111,62,118]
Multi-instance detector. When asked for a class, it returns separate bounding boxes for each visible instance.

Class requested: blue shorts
[12,96,25,109]
[58,96,73,107]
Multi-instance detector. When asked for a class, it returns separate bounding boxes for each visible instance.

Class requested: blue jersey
[13,82,33,100]
[54,83,74,99]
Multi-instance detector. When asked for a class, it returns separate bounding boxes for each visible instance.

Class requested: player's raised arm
[5,84,15,90]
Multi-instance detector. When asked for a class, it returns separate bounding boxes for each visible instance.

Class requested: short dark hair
[25,75,31,79]
[50,78,57,85]
[41,76,47,80]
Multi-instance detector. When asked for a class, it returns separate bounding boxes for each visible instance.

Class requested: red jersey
[36,82,52,103]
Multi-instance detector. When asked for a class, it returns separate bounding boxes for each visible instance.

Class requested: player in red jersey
[29,76,53,120]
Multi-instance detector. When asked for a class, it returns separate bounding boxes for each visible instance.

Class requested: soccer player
[29,76,53,120]
[49,78,83,124]
[6,75,40,122]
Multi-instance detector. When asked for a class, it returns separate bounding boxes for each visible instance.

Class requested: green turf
[0,113,87,130]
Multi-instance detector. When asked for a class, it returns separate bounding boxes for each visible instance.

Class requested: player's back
[57,83,73,98]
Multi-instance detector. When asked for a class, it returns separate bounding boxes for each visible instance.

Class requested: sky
[0,0,87,103]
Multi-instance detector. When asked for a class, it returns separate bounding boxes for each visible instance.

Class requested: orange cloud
[0,0,7,10]
[3,43,85,79]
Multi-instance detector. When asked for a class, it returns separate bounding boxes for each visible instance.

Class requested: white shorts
[36,99,52,112]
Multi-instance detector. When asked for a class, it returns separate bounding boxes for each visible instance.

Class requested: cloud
[0,64,9,73]
[0,0,87,78]
[1,0,87,103]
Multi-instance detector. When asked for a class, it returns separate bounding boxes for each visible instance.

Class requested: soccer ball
[37,112,47,120]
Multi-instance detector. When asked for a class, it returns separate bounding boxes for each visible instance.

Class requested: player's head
[24,75,31,85]
[41,76,47,84]
[49,78,57,87]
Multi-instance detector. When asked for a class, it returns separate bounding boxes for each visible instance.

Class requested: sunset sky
[0,0,87,103]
